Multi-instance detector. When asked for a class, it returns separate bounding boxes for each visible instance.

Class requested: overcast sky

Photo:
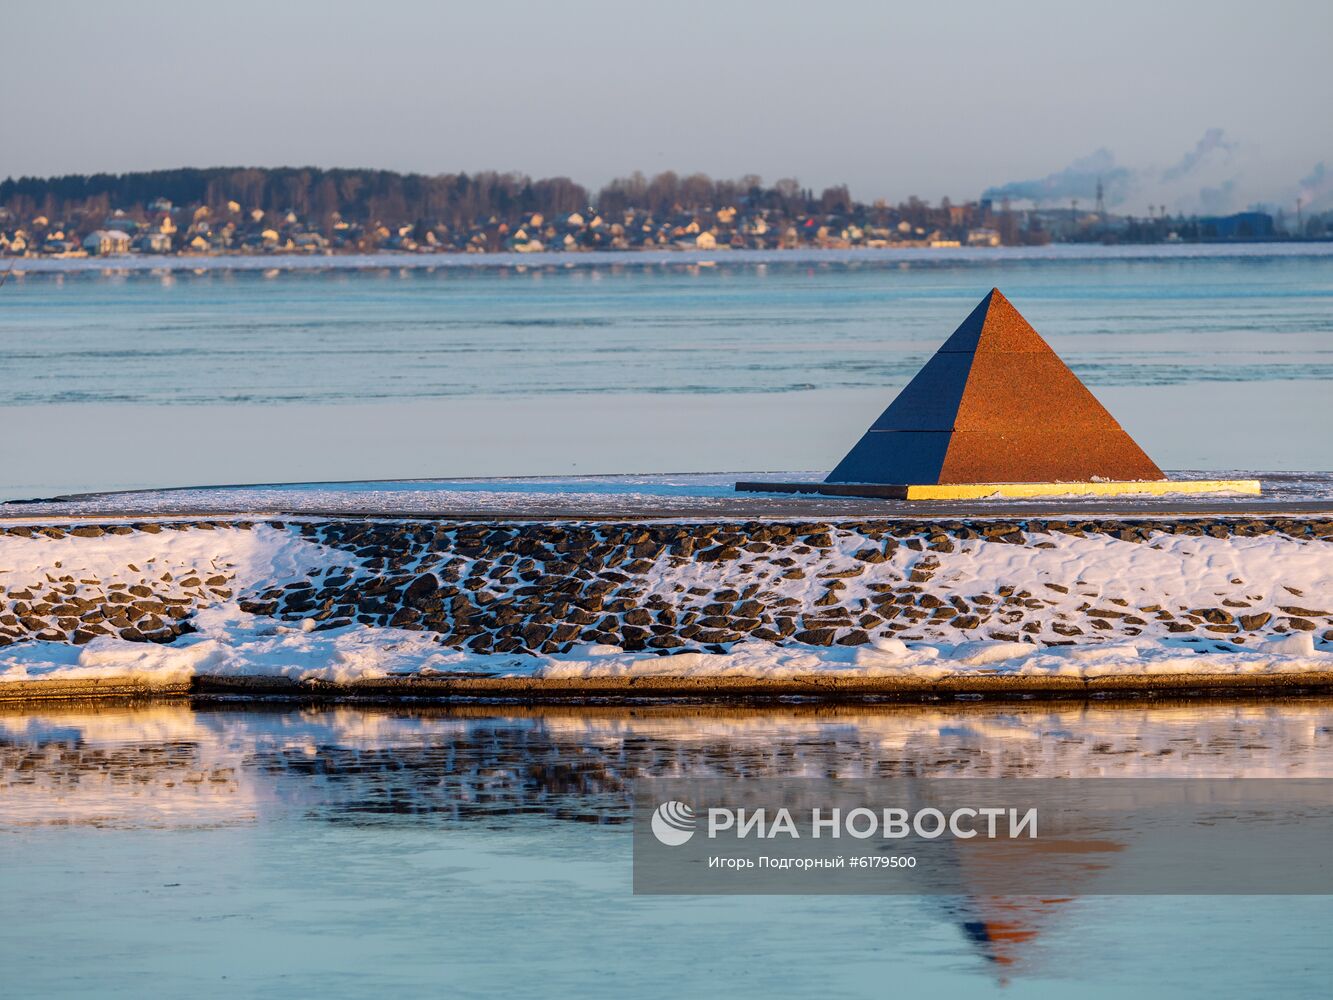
[5,0,1330,213]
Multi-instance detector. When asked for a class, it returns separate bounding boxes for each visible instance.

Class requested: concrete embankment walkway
[6,670,1333,704]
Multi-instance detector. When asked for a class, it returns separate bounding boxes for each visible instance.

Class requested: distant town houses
[0,167,1325,259]
[0,201,1018,259]
[81,229,131,255]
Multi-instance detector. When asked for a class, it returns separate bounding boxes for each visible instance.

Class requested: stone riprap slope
[0,516,1330,685]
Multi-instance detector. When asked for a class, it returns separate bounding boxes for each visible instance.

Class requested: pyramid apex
[939,288,1044,354]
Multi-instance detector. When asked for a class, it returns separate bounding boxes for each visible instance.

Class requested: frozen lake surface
[1,246,1330,497]
[7,470,1332,519]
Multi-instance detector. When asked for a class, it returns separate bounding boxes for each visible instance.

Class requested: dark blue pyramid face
[868,352,976,432]
[934,289,997,354]
[826,429,951,484]
[826,297,986,484]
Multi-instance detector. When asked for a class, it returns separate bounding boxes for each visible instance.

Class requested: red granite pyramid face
[826,289,1165,484]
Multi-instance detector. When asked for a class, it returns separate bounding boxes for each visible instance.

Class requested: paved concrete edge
[0,677,195,702]
[4,671,1333,704]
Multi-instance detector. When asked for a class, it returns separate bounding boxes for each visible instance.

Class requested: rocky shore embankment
[1,514,1330,698]
[0,517,1327,650]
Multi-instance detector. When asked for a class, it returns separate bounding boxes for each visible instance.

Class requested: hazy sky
[5,0,1330,212]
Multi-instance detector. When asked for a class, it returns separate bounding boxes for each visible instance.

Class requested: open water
[2,701,1331,998]
[1,245,1330,496]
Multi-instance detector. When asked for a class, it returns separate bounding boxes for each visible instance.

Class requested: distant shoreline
[6,241,1333,274]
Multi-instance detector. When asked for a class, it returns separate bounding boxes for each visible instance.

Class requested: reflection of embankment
[0,704,257,827]
[2,700,1331,828]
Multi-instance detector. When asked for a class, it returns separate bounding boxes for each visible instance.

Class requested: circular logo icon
[651,800,697,846]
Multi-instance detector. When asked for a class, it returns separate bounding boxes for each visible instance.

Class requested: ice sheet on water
[4,470,1329,518]
[10,242,1333,275]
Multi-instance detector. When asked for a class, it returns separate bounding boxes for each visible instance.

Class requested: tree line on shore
[2,166,1317,254]
[0,166,979,237]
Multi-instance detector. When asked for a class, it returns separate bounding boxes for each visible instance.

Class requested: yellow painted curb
[902,479,1261,500]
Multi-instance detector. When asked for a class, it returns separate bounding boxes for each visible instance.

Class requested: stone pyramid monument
[737,289,1259,500]
[826,288,1164,485]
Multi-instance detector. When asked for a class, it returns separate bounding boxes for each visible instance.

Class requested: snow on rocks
[0,515,1330,685]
